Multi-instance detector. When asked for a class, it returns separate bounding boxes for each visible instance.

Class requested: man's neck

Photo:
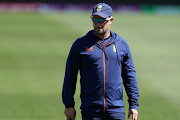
[94,31,110,40]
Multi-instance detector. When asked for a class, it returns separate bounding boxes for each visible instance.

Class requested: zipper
[99,41,106,113]
[99,42,114,113]
[103,52,106,113]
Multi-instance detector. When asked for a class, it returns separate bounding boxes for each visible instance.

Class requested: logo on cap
[97,5,102,11]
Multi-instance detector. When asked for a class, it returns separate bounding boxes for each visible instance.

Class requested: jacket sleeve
[62,40,80,108]
[122,42,140,110]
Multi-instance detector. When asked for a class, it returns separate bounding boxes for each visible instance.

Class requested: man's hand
[128,109,138,120]
[64,107,76,120]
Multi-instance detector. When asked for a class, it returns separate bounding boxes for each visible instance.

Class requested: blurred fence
[0,2,180,15]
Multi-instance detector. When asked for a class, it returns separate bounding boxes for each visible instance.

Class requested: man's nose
[96,22,102,26]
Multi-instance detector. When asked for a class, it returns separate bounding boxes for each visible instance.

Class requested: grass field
[0,11,180,120]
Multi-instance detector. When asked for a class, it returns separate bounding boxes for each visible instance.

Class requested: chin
[95,29,105,35]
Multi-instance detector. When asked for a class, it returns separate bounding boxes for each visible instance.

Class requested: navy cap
[91,3,113,18]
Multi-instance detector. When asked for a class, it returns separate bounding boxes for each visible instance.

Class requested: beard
[94,27,106,36]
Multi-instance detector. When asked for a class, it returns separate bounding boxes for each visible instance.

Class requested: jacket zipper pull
[99,41,108,60]
[103,48,108,60]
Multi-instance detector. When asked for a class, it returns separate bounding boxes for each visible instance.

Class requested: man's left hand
[128,109,138,120]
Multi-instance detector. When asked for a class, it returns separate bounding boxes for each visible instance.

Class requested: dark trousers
[81,111,125,120]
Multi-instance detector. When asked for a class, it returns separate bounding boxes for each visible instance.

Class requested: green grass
[0,12,180,120]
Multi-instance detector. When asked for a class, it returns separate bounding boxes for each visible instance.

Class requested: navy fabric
[62,30,139,113]
[82,111,125,120]
[99,35,111,47]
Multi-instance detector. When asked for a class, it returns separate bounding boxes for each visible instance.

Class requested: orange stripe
[105,43,112,47]
[99,41,106,113]
[103,52,106,113]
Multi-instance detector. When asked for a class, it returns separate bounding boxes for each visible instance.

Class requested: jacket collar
[86,30,118,43]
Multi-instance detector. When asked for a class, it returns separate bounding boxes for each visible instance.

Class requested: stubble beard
[94,27,106,36]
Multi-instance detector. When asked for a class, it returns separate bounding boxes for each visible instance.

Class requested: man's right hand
[64,107,76,120]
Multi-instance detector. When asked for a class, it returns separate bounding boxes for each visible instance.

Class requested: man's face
[92,15,112,36]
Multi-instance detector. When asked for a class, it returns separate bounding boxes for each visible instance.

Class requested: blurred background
[0,0,180,120]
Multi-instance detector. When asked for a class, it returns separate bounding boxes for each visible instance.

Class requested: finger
[72,115,76,120]
[70,116,75,120]
[72,112,76,120]
[71,117,76,120]
[66,116,70,120]
[132,113,137,120]
[128,110,131,119]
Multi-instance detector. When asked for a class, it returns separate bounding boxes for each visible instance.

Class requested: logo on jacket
[97,5,102,11]
[86,46,94,52]
[113,45,117,52]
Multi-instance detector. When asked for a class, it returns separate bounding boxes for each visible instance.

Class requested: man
[62,3,140,120]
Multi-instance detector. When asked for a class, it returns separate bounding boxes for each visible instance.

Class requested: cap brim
[91,12,109,18]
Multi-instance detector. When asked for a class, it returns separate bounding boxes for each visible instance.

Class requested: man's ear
[109,17,113,24]
[110,17,114,21]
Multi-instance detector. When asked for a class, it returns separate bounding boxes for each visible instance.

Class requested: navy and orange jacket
[62,30,139,113]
